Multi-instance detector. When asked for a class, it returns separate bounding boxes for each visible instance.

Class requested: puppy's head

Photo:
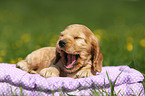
[54,24,103,74]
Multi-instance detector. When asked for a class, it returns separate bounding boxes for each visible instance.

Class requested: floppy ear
[53,50,61,64]
[91,35,103,73]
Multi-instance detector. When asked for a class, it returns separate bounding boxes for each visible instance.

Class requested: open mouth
[62,51,79,69]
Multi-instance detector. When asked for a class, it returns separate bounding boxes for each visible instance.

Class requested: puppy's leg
[16,60,29,72]
[76,70,93,78]
[40,65,60,78]
[16,59,39,74]
[75,63,94,78]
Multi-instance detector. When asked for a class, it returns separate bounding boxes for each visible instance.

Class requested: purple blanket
[0,63,144,96]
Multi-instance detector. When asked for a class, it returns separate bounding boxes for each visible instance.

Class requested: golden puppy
[16,24,103,78]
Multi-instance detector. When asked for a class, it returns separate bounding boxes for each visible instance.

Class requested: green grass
[89,71,143,96]
[0,0,144,95]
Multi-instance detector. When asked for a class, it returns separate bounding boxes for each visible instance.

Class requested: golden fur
[16,24,103,78]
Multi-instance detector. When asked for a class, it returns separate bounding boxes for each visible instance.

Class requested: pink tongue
[66,54,76,68]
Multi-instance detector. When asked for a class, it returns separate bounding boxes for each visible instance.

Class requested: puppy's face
[55,24,103,74]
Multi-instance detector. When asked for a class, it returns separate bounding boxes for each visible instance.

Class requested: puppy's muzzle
[59,40,66,48]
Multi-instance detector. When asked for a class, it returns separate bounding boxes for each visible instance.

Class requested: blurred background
[0,0,145,85]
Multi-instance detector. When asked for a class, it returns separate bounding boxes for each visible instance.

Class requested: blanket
[0,63,144,96]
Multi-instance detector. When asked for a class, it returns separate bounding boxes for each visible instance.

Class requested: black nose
[59,40,66,47]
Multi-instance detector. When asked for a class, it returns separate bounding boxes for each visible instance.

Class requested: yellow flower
[0,50,6,56]
[95,34,101,40]
[21,33,31,43]
[10,60,16,64]
[126,43,133,51]
[0,57,3,62]
[140,39,145,47]
[93,29,104,41]
[17,57,23,62]
[93,29,104,35]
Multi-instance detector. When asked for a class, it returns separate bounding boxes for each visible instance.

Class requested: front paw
[76,70,93,78]
[40,67,60,78]
[16,60,29,72]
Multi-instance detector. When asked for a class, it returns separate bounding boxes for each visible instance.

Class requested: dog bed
[0,63,144,96]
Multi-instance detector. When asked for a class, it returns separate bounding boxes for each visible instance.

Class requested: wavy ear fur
[53,50,61,64]
[91,35,103,73]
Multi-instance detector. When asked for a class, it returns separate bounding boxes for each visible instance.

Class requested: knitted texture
[0,63,144,96]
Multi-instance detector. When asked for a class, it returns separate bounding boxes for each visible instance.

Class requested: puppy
[16,24,103,78]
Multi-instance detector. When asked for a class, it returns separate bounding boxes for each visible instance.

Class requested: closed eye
[60,34,64,36]
[59,34,64,38]
[74,37,82,39]
[60,32,64,37]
